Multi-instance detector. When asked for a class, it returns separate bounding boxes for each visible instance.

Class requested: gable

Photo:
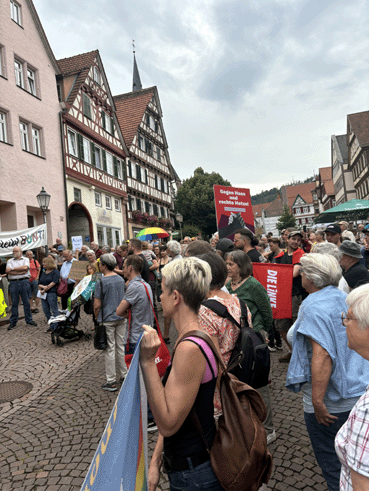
[292,194,306,207]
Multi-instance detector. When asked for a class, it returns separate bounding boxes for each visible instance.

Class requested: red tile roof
[319,167,332,181]
[252,202,269,218]
[347,110,369,148]
[285,182,315,208]
[324,179,335,196]
[114,88,155,148]
[57,50,98,105]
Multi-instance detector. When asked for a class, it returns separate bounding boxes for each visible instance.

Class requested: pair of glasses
[341,312,357,325]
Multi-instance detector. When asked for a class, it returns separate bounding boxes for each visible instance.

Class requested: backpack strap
[202,298,249,329]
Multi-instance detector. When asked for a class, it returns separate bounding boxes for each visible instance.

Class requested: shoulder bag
[94,279,107,350]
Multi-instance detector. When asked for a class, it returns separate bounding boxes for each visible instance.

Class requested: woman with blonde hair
[140,257,224,491]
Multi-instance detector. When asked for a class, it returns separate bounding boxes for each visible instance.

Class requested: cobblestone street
[0,308,328,491]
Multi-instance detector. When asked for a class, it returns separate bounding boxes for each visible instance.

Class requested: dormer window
[94,66,101,85]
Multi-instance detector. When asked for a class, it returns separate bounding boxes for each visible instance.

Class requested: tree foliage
[276,205,296,231]
[175,167,231,238]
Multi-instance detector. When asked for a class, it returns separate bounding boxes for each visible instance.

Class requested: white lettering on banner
[267,269,278,308]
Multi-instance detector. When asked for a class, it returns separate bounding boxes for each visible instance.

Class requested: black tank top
[163,338,217,459]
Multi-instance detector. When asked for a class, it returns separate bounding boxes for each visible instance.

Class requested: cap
[338,221,349,228]
[339,241,363,259]
[325,224,341,235]
[215,238,234,254]
[288,230,303,239]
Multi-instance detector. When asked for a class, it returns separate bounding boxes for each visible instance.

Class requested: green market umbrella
[315,199,369,224]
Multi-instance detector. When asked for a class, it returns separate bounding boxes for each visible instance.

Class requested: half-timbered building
[347,111,369,201]
[56,50,129,247]
[114,75,178,238]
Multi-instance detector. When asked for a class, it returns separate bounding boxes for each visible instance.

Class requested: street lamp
[36,187,51,256]
[175,212,183,241]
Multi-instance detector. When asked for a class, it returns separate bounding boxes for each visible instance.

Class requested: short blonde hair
[162,257,211,313]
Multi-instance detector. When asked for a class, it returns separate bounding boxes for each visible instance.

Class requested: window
[105,195,112,210]
[95,146,102,169]
[160,206,165,217]
[19,122,28,151]
[136,164,141,182]
[95,192,102,206]
[155,120,159,133]
[156,146,161,162]
[0,111,8,143]
[0,46,6,78]
[154,174,158,190]
[146,113,150,126]
[144,168,148,184]
[83,93,92,119]
[74,188,81,202]
[14,60,23,87]
[68,130,77,156]
[127,160,132,177]
[114,157,123,180]
[32,127,41,156]
[83,137,91,163]
[101,110,114,134]
[128,195,132,211]
[106,152,113,175]
[138,134,143,150]
[161,177,165,192]
[145,138,153,156]
[153,204,158,216]
[115,198,121,212]
[136,198,142,211]
[145,201,150,214]
[94,66,101,85]
[303,207,309,214]
[10,0,21,25]
[27,68,36,95]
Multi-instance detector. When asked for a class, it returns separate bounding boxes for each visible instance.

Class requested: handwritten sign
[68,261,91,282]
[71,236,83,251]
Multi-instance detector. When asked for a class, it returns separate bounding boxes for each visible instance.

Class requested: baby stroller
[48,272,101,347]
[48,306,91,347]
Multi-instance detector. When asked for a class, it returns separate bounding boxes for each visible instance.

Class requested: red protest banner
[213,185,254,239]
[253,263,293,319]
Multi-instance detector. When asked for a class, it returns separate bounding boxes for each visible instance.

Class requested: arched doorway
[68,202,93,246]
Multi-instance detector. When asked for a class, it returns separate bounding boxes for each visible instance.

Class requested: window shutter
[122,160,127,181]
[145,168,148,184]
[128,195,132,211]
[137,165,141,182]
[102,150,107,172]
[83,93,91,119]
[110,117,114,135]
[77,133,84,161]
[90,142,96,166]
[101,111,106,129]
[155,175,158,189]
[128,160,132,177]
[113,156,118,178]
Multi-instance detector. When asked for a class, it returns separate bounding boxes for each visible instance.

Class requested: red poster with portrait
[253,263,293,319]
[214,185,254,240]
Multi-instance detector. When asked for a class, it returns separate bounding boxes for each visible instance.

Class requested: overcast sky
[34,0,369,196]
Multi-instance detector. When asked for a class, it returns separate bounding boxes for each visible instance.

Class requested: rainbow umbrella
[135,227,169,241]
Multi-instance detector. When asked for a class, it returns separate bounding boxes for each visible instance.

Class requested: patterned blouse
[335,385,369,491]
[199,294,252,416]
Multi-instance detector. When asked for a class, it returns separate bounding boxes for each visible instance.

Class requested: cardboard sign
[68,260,91,282]
[214,185,254,239]
[252,263,293,319]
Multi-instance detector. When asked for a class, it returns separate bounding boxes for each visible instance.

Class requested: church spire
[132,40,142,92]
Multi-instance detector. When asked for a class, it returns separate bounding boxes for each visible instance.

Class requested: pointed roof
[284,182,315,209]
[335,134,348,162]
[26,0,59,73]
[57,50,99,104]
[347,110,369,148]
[132,54,142,92]
[114,87,156,147]
[319,167,332,181]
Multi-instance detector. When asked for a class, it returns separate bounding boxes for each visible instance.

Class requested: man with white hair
[339,221,356,242]
[78,245,90,261]
[6,247,37,330]
[91,241,103,259]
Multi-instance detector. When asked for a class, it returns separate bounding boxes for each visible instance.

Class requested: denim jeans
[41,291,59,321]
[9,278,33,324]
[167,459,224,491]
[304,410,351,491]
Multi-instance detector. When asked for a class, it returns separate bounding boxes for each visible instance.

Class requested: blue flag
[80,335,148,490]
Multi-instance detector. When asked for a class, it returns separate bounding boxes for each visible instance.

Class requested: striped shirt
[335,385,369,490]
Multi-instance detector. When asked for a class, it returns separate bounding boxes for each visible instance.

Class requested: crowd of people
[2,220,369,491]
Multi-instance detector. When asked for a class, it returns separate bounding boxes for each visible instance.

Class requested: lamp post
[36,187,51,257]
[175,212,183,241]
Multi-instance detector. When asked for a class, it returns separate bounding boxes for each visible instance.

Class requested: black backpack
[202,299,270,389]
